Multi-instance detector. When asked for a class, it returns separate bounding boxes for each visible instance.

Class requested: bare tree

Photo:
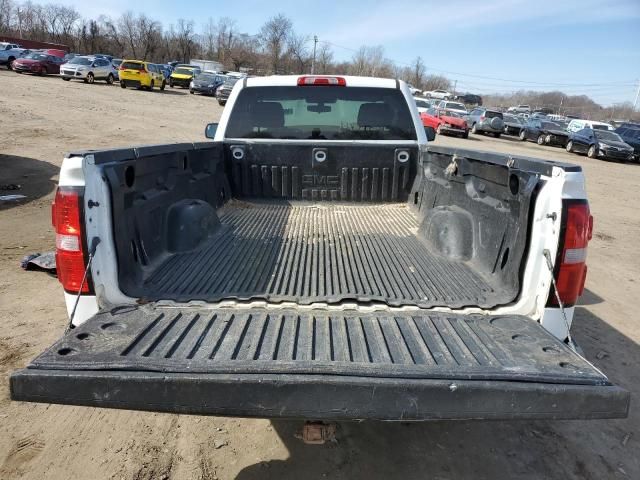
[201,17,216,58]
[228,33,259,71]
[214,17,236,64]
[0,0,13,33]
[422,74,451,92]
[349,45,387,77]
[118,11,138,58]
[259,13,292,74]
[287,31,309,74]
[410,56,425,89]
[316,43,333,74]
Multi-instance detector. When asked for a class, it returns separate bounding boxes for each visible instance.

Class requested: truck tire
[462,131,469,139]
[493,132,501,138]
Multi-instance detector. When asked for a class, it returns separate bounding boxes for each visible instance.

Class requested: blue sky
[44,0,640,105]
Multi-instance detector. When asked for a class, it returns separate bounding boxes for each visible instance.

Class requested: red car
[421,108,469,138]
[13,53,62,75]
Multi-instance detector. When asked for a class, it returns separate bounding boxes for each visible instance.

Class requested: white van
[567,119,614,133]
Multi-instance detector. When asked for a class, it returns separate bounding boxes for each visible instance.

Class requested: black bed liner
[11,306,629,420]
[142,201,506,309]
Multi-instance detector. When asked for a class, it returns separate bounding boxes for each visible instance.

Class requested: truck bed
[143,200,506,308]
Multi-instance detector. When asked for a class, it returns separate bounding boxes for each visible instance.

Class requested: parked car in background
[43,49,66,58]
[407,84,422,96]
[420,107,469,138]
[436,100,467,115]
[508,105,531,113]
[566,128,635,161]
[467,107,504,137]
[190,72,226,96]
[519,119,569,146]
[566,119,614,133]
[94,53,114,61]
[0,43,30,69]
[119,60,166,90]
[13,52,63,75]
[158,64,172,80]
[615,126,640,162]
[455,93,482,105]
[170,66,200,88]
[502,113,525,136]
[413,97,433,113]
[216,75,241,106]
[111,58,123,79]
[60,56,116,84]
[423,89,451,100]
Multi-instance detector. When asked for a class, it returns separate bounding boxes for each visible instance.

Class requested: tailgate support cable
[67,237,101,332]
[543,249,573,346]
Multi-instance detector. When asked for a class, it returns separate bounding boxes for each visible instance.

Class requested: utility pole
[634,78,640,111]
[311,35,318,74]
[453,79,457,97]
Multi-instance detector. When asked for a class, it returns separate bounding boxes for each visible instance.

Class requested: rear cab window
[225,86,417,141]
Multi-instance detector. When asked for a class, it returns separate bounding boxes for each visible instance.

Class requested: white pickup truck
[11,75,629,421]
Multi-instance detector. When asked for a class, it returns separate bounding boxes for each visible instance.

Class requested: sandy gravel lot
[0,70,638,480]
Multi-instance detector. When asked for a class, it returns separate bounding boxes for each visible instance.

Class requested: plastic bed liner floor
[11,307,629,420]
[142,201,508,308]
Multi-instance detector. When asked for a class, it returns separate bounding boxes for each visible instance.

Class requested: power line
[319,40,636,89]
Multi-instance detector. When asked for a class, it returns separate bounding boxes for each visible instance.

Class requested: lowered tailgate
[11,306,628,420]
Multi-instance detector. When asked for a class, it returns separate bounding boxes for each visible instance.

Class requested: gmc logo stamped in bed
[302,174,339,187]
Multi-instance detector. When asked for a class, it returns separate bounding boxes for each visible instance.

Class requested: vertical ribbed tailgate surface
[30,307,608,385]
[143,202,505,308]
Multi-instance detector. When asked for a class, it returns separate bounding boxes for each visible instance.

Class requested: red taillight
[52,188,91,294]
[119,65,125,70]
[548,201,593,307]
[297,76,346,86]
[480,115,485,121]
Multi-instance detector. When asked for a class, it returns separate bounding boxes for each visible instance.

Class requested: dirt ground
[0,69,638,480]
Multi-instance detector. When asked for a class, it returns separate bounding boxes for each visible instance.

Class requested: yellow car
[169,65,201,88]
[119,60,166,91]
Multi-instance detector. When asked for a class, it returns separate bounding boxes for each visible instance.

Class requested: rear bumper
[11,369,629,420]
[439,126,468,136]
[121,79,142,88]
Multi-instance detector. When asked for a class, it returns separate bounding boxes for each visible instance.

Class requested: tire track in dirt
[0,435,45,477]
